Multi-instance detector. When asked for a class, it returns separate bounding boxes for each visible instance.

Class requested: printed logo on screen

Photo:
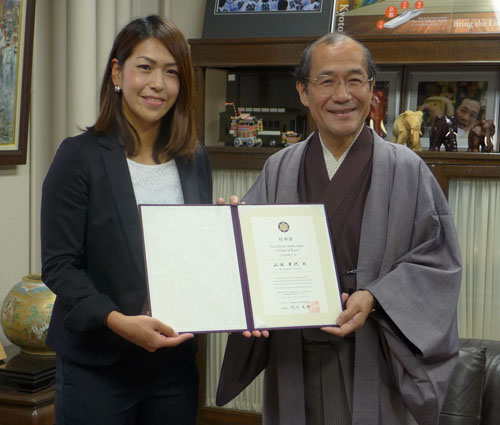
[278,221,290,232]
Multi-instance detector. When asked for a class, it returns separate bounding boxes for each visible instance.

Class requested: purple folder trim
[231,205,255,331]
[138,204,153,317]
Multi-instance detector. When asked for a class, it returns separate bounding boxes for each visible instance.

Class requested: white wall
[0,0,206,347]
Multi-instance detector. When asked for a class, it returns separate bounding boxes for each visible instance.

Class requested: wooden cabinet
[189,34,500,172]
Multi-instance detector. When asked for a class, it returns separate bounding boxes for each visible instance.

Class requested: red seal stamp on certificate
[308,300,320,313]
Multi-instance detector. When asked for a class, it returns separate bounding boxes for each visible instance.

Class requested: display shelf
[190,34,500,167]
[206,146,281,170]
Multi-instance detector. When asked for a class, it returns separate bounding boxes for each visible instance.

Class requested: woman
[41,16,212,425]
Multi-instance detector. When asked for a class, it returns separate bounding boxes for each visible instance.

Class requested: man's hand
[106,311,193,352]
[242,330,269,338]
[320,290,374,338]
[217,195,243,205]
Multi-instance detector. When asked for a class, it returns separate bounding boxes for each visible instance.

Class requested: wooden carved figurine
[468,119,496,153]
[429,115,458,152]
[392,110,423,152]
[368,89,388,138]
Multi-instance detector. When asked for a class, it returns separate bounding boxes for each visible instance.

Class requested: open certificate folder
[139,204,342,333]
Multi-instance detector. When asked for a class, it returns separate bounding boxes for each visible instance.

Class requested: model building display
[220,103,306,147]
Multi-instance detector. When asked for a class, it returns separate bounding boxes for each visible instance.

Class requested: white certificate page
[238,204,342,329]
[140,205,247,333]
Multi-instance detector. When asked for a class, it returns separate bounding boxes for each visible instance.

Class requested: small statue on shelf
[269,131,301,147]
[282,130,301,144]
[429,115,458,152]
[226,102,263,148]
[392,110,423,152]
[468,119,496,153]
[367,89,388,138]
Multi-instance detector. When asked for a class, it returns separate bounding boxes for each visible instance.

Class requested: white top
[319,129,360,180]
[126,158,184,205]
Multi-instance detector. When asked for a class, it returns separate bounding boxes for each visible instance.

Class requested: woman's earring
[114,85,121,93]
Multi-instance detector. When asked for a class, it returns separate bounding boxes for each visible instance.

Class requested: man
[216,33,462,425]
[455,97,481,139]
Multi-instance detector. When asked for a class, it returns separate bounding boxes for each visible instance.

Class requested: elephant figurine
[392,110,423,151]
[429,115,458,152]
[367,89,388,138]
[468,119,495,153]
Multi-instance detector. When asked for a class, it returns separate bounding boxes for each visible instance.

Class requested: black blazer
[41,132,212,365]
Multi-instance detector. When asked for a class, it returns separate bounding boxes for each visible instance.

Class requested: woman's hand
[106,311,193,352]
[242,330,269,338]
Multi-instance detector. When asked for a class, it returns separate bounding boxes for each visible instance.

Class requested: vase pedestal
[0,345,55,425]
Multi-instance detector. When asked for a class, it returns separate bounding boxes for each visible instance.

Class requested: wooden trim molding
[420,151,500,197]
[189,34,500,68]
[198,407,261,425]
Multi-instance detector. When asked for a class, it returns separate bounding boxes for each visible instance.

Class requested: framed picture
[0,0,36,165]
[332,0,500,37]
[405,70,499,150]
[202,0,334,38]
[369,68,402,142]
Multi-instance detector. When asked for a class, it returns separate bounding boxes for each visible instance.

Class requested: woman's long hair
[88,15,197,162]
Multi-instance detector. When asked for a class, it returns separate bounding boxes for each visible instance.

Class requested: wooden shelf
[420,151,500,196]
[207,146,281,170]
[190,34,500,68]
[359,33,500,65]
[420,151,500,165]
[207,145,500,168]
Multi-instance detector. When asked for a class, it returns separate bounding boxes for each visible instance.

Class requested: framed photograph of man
[369,68,402,142]
[0,0,36,165]
[405,70,499,150]
[202,0,334,38]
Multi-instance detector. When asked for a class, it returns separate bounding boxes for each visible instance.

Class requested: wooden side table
[0,385,55,425]
[0,346,55,425]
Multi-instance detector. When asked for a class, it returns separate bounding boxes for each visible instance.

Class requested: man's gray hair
[294,32,378,91]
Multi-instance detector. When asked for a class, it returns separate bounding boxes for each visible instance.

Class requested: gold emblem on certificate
[278,221,290,232]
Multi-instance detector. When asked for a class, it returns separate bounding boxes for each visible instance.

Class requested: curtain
[212,169,260,203]
[30,0,205,271]
[206,169,264,411]
[449,178,500,340]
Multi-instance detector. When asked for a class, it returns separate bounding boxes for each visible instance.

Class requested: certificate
[139,204,342,333]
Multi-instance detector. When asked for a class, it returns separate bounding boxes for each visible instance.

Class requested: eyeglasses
[305,74,374,95]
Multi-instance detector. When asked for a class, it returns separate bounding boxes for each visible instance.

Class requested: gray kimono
[217,128,462,425]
